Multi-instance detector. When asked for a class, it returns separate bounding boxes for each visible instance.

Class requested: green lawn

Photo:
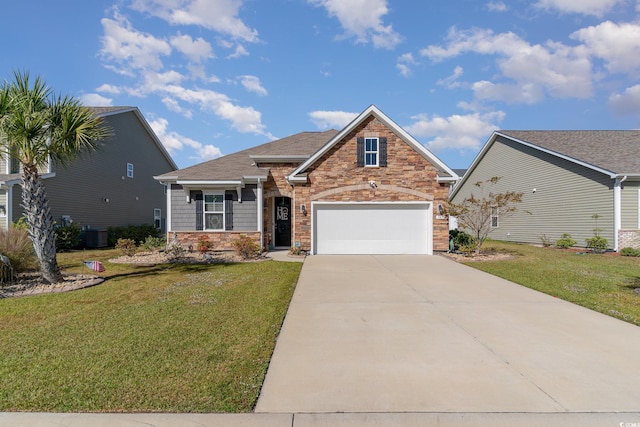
[0,250,301,413]
[465,241,640,326]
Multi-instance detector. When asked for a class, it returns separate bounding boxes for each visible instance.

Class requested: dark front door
[274,197,291,247]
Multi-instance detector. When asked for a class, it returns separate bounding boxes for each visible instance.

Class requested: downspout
[613,175,627,251]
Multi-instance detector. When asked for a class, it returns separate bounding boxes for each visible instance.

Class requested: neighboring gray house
[450,131,640,251]
[0,106,177,234]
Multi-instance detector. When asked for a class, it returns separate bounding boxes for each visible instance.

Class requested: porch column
[613,176,626,251]
[257,179,264,249]
[166,183,172,236]
[5,184,13,230]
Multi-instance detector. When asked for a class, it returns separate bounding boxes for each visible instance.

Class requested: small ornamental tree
[448,176,524,255]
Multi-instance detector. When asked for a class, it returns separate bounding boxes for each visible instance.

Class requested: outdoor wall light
[438,204,444,215]
[301,204,307,216]
[102,197,110,203]
[369,180,377,188]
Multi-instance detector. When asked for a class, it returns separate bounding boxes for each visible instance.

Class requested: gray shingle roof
[158,130,339,181]
[499,130,640,175]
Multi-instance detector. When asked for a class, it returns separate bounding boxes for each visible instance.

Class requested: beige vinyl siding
[621,180,640,229]
[452,136,615,248]
[13,110,175,230]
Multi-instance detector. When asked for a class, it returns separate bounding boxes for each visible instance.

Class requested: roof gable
[156,130,338,183]
[451,130,640,200]
[288,105,458,182]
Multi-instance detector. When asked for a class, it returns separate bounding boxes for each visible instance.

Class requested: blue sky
[2,0,640,169]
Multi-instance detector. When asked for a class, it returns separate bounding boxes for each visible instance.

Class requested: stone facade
[261,116,452,253]
[618,229,640,249]
[171,231,261,252]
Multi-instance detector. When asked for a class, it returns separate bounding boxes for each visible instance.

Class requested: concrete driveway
[256,255,640,414]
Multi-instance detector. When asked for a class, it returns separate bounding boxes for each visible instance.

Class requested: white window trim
[491,206,499,228]
[154,208,162,229]
[203,191,225,231]
[127,163,134,178]
[364,137,379,167]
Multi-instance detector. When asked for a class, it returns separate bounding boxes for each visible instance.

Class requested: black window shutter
[225,193,233,230]
[356,137,365,167]
[379,137,387,167]
[195,192,203,231]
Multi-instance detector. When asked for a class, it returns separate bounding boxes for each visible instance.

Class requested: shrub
[115,238,137,257]
[620,247,640,257]
[55,223,82,252]
[0,225,36,274]
[449,229,473,251]
[556,233,576,249]
[166,241,185,260]
[140,235,166,252]
[586,235,608,252]
[232,235,261,259]
[197,235,214,253]
[107,224,159,246]
[539,234,553,247]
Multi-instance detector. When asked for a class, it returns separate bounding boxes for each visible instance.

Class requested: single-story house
[155,105,459,255]
[0,106,177,237]
[450,130,640,251]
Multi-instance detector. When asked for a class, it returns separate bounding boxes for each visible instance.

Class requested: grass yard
[466,241,640,326]
[0,249,301,413]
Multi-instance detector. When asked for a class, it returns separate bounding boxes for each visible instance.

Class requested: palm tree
[0,71,109,284]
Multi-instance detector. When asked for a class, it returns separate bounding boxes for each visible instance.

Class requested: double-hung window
[127,163,134,178]
[365,137,378,167]
[204,193,224,230]
[491,207,499,228]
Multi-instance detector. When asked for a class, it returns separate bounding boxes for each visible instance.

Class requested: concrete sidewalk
[2,411,640,426]
[256,255,640,414]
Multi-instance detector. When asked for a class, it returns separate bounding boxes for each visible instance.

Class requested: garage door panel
[314,203,431,255]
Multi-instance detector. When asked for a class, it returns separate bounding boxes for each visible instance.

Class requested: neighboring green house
[450,130,640,251]
[0,106,177,239]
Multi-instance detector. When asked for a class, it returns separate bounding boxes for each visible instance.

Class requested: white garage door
[313,202,432,255]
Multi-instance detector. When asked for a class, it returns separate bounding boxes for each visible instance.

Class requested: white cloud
[149,117,223,161]
[609,84,640,115]
[129,0,259,42]
[534,0,622,16]
[405,111,505,152]
[308,110,358,129]
[238,75,268,96]
[421,27,593,103]
[80,93,114,106]
[571,21,640,74]
[227,44,249,59]
[396,53,416,77]
[170,33,214,62]
[100,11,171,73]
[486,1,508,12]
[437,66,464,88]
[309,0,402,49]
[95,84,122,94]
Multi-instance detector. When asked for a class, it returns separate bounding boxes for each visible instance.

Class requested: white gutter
[613,175,628,251]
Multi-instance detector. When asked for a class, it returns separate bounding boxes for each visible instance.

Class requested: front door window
[274,197,291,247]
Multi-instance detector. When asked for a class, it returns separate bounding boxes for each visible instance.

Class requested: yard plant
[0,250,301,412]
[465,241,640,326]
[0,71,109,283]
